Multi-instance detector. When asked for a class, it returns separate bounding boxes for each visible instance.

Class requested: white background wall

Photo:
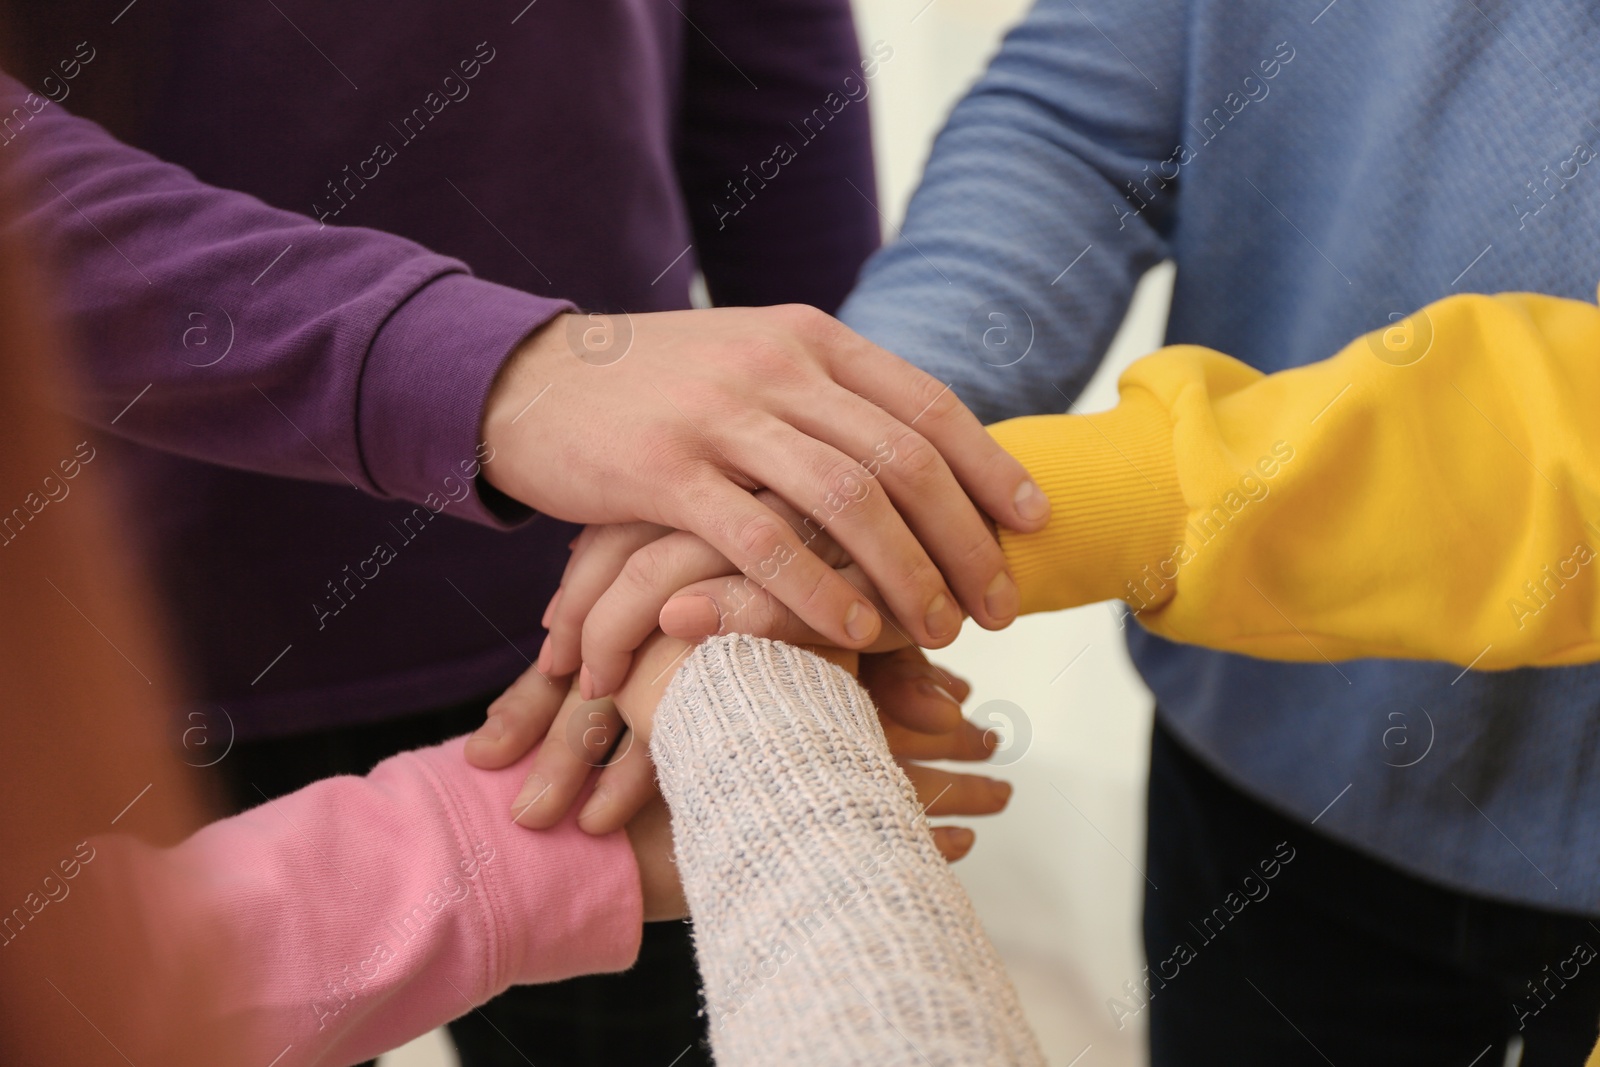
[385,2,1175,1063]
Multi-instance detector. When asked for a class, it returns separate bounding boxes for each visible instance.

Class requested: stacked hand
[481,306,1048,653]
[472,305,1038,888]
[467,629,1011,876]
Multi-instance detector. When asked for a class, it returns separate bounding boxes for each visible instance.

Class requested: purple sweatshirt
[0,0,878,736]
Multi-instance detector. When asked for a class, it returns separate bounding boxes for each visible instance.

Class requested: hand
[542,493,916,699]
[624,793,686,922]
[460,670,685,920]
[481,306,1048,655]
[467,633,1010,862]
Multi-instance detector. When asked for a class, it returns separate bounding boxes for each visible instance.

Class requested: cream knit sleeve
[651,634,1046,1067]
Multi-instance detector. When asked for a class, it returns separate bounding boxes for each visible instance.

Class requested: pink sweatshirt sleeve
[92,737,642,1066]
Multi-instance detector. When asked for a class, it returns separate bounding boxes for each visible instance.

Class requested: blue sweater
[842,0,1600,912]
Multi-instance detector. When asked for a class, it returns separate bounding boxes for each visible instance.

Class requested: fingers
[463,660,568,770]
[577,732,659,835]
[783,387,1018,631]
[511,690,628,829]
[931,826,977,862]
[580,632,695,834]
[575,492,852,696]
[804,311,1051,535]
[654,491,906,650]
[660,562,909,654]
[738,419,963,649]
[900,763,1013,818]
[858,647,971,735]
[674,476,885,652]
[880,716,996,763]
[582,630,694,838]
[579,530,738,697]
[542,523,671,677]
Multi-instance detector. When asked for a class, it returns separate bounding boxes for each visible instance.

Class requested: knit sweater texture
[653,635,1045,1067]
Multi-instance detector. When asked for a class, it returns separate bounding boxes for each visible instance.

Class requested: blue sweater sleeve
[839,0,1187,423]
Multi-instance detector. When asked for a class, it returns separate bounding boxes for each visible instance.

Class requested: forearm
[652,634,1044,1067]
[993,287,1600,669]
[0,72,563,524]
[91,739,640,1066]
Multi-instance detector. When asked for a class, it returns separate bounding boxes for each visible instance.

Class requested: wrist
[624,798,685,922]
[480,313,573,505]
[360,274,568,525]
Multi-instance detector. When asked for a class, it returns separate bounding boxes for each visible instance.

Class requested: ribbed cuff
[412,741,642,986]
[357,272,572,528]
[988,392,1187,615]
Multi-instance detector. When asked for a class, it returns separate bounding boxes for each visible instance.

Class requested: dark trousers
[215,697,710,1067]
[1144,718,1600,1066]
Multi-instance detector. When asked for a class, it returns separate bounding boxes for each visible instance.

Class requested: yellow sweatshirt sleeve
[989,287,1600,670]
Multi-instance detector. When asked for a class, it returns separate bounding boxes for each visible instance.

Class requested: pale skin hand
[623,792,685,923]
[480,306,1050,666]
[467,632,1010,863]
[541,494,924,700]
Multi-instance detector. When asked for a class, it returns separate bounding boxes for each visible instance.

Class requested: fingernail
[472,713,505,743]
[660,595,722,636]
[924,593,960,641]
[541,589,562,629]
[512,773,549,818]
[989,779,1013,804]
[946,827,976,853]
[984,571,1019,623]
[916,678,960,709]
[579,664,595,700]
[535,637,552,674]
[577,787,607,826]
[844,601,877,642]
[1014,479,1049,523]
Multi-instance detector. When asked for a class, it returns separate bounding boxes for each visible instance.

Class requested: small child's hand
[466,633,696,836]
[624,792,686,922]
[472,632,1010,862]
[538,508,916,703]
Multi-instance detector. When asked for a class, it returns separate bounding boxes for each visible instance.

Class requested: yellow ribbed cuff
[989,393,1187,616]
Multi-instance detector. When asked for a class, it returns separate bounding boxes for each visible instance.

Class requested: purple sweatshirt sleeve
[677,0,879,314]
[0,73,564,526]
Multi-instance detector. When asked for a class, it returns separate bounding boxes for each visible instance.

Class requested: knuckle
[578,609,616,656]
[669,473,732,531]
[709,574,754,632]
[551,585,588,632]
[739,589,785,637]
[883,427,941,485]
[895,552,946,597]
[953,529,1004,575]
[906,373,959,425]
[813,457,877,513]
[765,304,837,364]
[729,512,789,567]
[618,543,671,596]
[790,558,838,616]
[775,302,827,336]
[549,605,582,643]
